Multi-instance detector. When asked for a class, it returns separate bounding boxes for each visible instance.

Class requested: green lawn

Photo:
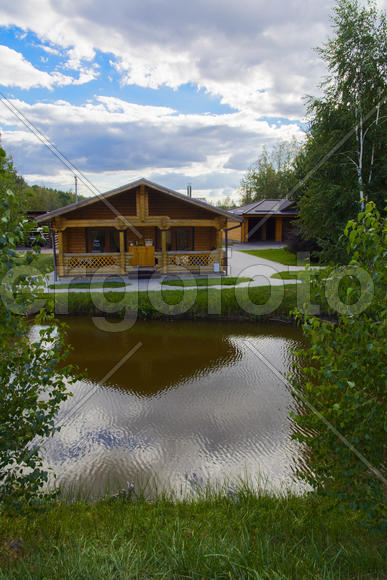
[161,276,253,287]
[49,281,128,289]
[0,492,384,578]
[241,247,302,266]
[271,268,328,280]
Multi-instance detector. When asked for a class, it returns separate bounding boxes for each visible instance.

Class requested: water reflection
[66,319,242,395]
[41,319,308,498]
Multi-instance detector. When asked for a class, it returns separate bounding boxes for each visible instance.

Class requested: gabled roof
[36,178,242,223]
[229,198,297,216]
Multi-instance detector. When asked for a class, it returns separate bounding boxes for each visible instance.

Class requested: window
[175,229,191,250]
[89,229,105,253]
[109,230,120,252]
[87,229,121,253]
[155,228,193,251]
[166,230,172,251]
[155,229,173,251]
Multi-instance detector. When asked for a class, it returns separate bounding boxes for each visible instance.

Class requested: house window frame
[86,228,122,253]
[155,227,194,251]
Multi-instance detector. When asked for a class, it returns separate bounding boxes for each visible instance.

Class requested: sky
[0,0,382,203]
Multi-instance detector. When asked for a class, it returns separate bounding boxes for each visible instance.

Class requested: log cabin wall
[194,227,217,251]
[65,227,86,253]
[62,188,138,220]
[126,227,155,248]
[148,188,215,219]
[226,221,242,242]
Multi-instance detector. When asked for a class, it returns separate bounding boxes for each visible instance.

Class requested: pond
[39,318,310,499]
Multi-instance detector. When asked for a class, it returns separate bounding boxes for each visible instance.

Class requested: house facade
[36,178,241,277]
[226,199,298,243]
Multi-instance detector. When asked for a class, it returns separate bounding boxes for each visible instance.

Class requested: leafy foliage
[291,202,386,526]
[0,187,75,510]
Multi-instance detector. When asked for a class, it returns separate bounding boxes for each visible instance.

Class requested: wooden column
[119,230,126,275]
[243,220,248,243]
[275,217,283,242]
[261,221,267,241]
[57,230,64,277]
[161,229,168,274]
[217,228,223,271]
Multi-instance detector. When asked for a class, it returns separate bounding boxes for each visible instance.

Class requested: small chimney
[187,183,192,197]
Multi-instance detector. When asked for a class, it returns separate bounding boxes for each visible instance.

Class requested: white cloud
[0,96,304,201]
[0,45,69,89]
[0,45,98,89]
[0,0,335,117]
[35,43,62,56]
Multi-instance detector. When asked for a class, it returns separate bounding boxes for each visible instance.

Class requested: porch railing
[64,253,121,274]
[165,250,221,272]
[61,250,222,275]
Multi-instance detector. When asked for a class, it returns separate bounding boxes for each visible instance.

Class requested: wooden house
[36,178,242,277]
[226,199,298,243]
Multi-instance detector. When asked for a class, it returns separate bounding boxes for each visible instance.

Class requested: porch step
[126,267,160,280]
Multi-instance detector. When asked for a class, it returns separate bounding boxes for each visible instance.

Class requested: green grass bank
[50,283,328,321]
[0,492,385,578]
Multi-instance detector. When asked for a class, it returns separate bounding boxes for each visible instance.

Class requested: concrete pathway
[228,243,312,280]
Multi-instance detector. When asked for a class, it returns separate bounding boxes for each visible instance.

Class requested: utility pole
[74,175,78,203]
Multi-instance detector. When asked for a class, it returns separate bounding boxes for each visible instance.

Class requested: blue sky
[0,0,357,202]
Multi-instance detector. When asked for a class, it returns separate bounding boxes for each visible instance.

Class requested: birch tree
[320,0,387,209]
[296,0,386,262]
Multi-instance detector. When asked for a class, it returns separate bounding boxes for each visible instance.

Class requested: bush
[291,202,386,527]
[285,225,319,256]
[0,188,75,511]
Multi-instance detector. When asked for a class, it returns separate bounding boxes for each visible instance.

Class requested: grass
[50,284,309,320]
[0,491,385,578]
[48,281,128,289]
[241,247,301,266]
[271,268,329,281]
[161,276,253,287]
[46,281,342,322]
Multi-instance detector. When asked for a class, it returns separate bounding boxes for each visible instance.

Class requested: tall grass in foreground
[0,489,385,578]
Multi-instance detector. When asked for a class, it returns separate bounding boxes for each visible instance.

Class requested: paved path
[228,243,311,280]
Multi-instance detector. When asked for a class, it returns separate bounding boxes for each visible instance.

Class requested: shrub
[291,202,386,527]
[0,188,75,511]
